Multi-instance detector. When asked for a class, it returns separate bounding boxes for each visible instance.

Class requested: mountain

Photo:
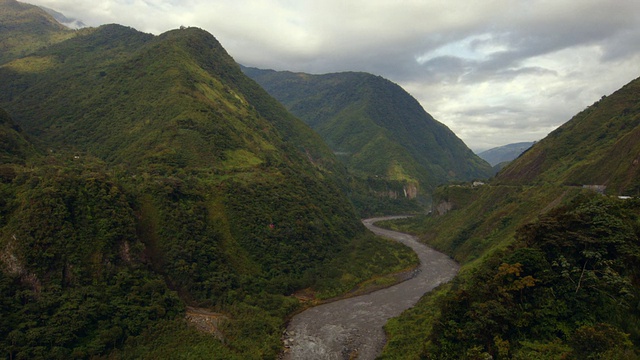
[477,141,535,167]
[242,67,492,210]
[1,25,345,175]
[380,75,640,359]
[0,5,420,358]
[39,5,87,29]
[0,0,76,64]
[496,78,640,196]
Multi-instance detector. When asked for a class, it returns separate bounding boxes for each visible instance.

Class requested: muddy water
[282,216,460,360]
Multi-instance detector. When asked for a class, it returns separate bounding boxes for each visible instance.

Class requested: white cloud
[24,0,640,150]
[416,33,508,64]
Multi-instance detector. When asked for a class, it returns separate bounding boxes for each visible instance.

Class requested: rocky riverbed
[282,216,460,360]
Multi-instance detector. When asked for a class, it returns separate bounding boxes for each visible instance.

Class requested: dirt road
[282,216,459,360]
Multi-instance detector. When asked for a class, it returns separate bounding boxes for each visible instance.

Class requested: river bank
[281,216,460,360]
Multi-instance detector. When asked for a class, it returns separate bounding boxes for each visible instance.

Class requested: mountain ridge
[242,66,492,209]
[38,5,87,29]
[477,141,535,167]
[496,76,640,195]
[1,25,343,176]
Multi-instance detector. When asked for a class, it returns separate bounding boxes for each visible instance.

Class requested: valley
[1,1,640,359]
[283,217,459,360]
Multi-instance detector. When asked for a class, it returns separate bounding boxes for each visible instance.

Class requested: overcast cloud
[24,0,640,151]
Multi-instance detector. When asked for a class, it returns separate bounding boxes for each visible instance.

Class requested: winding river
[282,216,460,360]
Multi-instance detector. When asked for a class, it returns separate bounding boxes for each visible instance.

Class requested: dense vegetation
[0,2,419,358]
[0,155,417,359]
[0,158,182,358]
[242,67,492,215]
[383,194,640,359]
[0,108,35,165]
[5,1,639,359]
[379,75,640,359]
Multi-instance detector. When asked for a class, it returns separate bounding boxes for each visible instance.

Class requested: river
[282,216,460,360]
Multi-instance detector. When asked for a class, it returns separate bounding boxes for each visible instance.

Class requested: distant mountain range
[0,0,76,64]
[477,141,535,167]
[242,67,492,206]
[38,5,87,29]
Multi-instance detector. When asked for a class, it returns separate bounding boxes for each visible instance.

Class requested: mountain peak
[243,66,492,204]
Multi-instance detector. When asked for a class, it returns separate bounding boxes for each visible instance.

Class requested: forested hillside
[0,2,419,358]
[242,67,492,214]
[0,108,35,164]
[379,76,640,359]
[6,0,639,359]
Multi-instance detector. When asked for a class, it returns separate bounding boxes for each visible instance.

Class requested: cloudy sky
[25,0,640,151]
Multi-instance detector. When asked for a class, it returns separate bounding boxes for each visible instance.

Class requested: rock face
[435,201,454,215]
[282,217,459,360]
[381,183,417,200]
[404,183,418,199]
[185,307,228,341]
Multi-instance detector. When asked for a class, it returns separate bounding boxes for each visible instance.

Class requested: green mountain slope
[0,0,76,65]
[378,75,640,359]
[497,77,640,196]
[1,25,342,175]
[242,67,492,208]
[0,11,420,358]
